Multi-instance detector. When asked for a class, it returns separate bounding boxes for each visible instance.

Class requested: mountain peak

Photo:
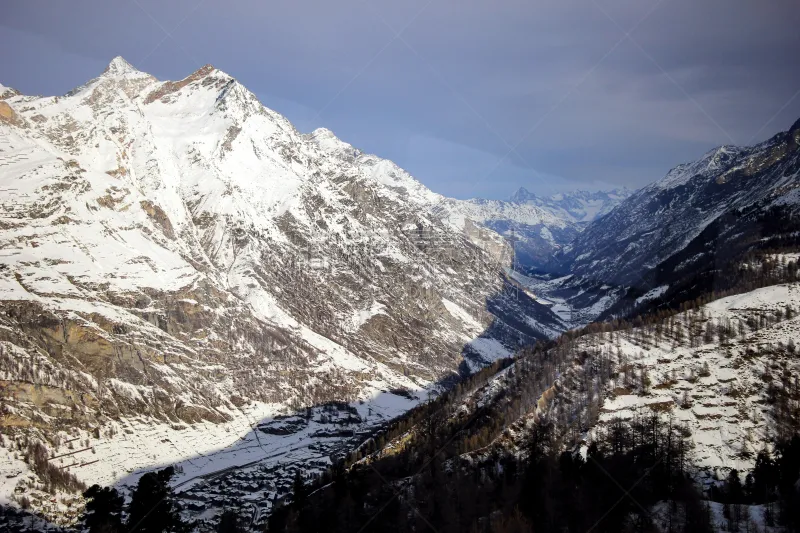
[103,56,140,76]
[510,187,536,203]
[0,83,20,100]
[191,64,218,78]
[308,127,354,154]
[310,127,336,139]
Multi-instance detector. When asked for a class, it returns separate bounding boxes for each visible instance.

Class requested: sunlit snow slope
[0,57,566,518]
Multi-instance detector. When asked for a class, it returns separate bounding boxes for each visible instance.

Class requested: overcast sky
[2,0,799,199]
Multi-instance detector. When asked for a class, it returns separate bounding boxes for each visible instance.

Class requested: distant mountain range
[509,186,633,223]
[436,186,633,269]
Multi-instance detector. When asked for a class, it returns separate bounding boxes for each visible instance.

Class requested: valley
[0,56,799,533]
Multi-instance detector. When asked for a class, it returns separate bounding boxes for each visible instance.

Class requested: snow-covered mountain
[552,119,800,318]
[0,57,568,521]
[258,253,800,533]
[4,54,798,531]
[562,122,800,286]
[431,196,578,269]
[509,186,633,223]
[480,273,799,482]
[439,275,800,479]
[435,187,632,271]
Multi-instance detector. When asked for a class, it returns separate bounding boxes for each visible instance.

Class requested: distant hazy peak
[510,186,631,204]
[509,186,536,203]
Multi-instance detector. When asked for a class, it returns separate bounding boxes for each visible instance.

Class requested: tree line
[80,467,189,533]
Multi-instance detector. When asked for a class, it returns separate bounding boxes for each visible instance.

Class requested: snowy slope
[0,57,566,521]
[560,121,800,288]
[569,282,800,479]
[534,119,800,325]
[423,277,800,489]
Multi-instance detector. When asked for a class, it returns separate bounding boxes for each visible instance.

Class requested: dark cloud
[2,0,799,199]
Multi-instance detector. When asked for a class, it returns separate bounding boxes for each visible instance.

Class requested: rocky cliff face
[0,58,565,511]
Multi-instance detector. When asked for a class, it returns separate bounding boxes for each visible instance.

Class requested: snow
[466,337,513,363]
[635,285,669,305]
[442,298,483,334]
[87,388,424,497]
[508,187,633,223]
[654,146,742,191]
[0,450,29,506]
[0,386,430,521]
[103,56,142,76]
[573,283,800,478]
[349,301,387,331]
[438,196,569,231]
[0,56,573,522]
[108,379,147,403]
[602,394,674,412]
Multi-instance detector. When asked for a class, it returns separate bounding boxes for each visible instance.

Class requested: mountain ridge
[3,56,800,531]
[0,56,567,523]
[509,185,633,223]
[546,116,800,321]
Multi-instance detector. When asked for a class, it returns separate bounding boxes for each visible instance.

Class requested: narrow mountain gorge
[1,57,800,533]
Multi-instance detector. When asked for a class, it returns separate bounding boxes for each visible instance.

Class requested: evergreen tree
[216,510,244,533]
[126,466,185,533]
[292,470,308,509]
[726,469,744,504]
[83,484,124,533]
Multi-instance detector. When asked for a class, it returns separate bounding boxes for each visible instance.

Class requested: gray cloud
[2,0,799,199]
